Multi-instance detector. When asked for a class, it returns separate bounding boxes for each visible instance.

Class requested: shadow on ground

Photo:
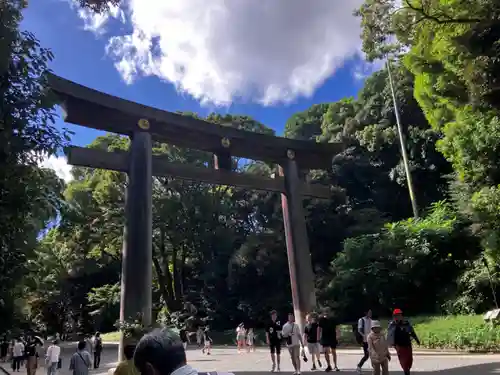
[232,362,500,374]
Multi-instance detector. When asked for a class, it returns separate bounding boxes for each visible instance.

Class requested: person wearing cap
[367,321,390,375]
[387,309,420,375]
[356,309,372,374]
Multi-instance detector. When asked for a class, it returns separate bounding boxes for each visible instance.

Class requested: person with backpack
[387,309,420,375]
[356,309,372,374]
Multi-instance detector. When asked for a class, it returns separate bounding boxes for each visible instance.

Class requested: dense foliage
[0,0,68,332]
[4,0,500,340]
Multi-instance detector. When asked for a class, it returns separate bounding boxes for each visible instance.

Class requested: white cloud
[75,0,366,106]
[352,59,386,81]
[40,155,73,183]
[75,2,125,35]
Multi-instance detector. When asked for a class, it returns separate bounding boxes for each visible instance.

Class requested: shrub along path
[101,315,500,353]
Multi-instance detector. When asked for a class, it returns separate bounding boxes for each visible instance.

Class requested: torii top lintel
[48,73,342,170]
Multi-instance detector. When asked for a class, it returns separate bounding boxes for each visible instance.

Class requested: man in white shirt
[356,309,372,374]
[45,340,61,375]
[282,313,304,375]
[12,338,25,371]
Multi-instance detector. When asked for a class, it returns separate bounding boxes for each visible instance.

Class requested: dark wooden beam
[67,147,332,199]
[213,150,232,171]
[49,74,342,170]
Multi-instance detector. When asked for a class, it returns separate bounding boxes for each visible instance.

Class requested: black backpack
[353,319,365,346]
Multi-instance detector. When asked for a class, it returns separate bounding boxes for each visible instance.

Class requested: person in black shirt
[387,308,420,375]
[179,327,190,350]
[24,337,38,375]
[304,313,322,370]
[265,310,282,372]
[93,332,103,368]
[319,312,340,372]
[1,336,9,362]
[202,327,212,355]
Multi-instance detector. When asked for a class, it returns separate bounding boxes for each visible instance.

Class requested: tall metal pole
[386,59,419,219]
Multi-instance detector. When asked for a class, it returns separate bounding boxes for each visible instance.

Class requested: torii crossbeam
[48,73,342,355]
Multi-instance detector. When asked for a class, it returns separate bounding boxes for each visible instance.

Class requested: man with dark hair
[304,313,322,371]
[93,332,103,369]
[134,328,233,375]
[114,345,139,375]
[179,327,190,350]
[319,311,340,372]
[24,336,38,375]
[265,310,282,373]
[69,341,91,375]
[356,309,372,374]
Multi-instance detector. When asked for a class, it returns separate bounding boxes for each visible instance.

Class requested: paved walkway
[2,346,500,375]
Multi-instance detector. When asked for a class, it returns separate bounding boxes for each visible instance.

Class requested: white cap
[371,320,381,328]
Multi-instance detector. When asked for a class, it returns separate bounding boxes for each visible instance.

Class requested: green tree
[0,0,69,331]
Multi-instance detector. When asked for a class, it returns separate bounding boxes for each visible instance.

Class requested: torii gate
[48,74,342,355]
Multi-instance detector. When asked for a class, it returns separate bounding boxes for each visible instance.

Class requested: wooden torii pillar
[47,73,343,353]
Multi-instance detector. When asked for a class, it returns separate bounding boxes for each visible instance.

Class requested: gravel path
[3,346,500,375]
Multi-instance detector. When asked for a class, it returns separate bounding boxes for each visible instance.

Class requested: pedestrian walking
[304,313,322,371]
[236,323,246,353]
[356,309,373,374]
[25,337,39,375]
[265,310,282,373]
[93,332,103,368]
[69,341,92,375]
[1,337,9,362]
[282,313,304,375]
[387,309,420,375]
[246,328,255,353]
[12,338,25,372]
[179,327,190,350]
[202,327,212,355]
[196,327,203,348]
[367,321,390,375]
[84,335,93,354]
[45,340,61,375]
[319,311,340,372]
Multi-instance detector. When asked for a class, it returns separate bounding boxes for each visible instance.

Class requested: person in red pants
[387,309,420,375]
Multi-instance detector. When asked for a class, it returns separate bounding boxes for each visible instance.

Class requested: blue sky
[23,0,371,153]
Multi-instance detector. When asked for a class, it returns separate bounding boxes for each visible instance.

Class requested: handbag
[57,358,62,369]
[285,324,294,345]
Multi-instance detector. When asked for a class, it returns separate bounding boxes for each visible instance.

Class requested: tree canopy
[4,0,500,335]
